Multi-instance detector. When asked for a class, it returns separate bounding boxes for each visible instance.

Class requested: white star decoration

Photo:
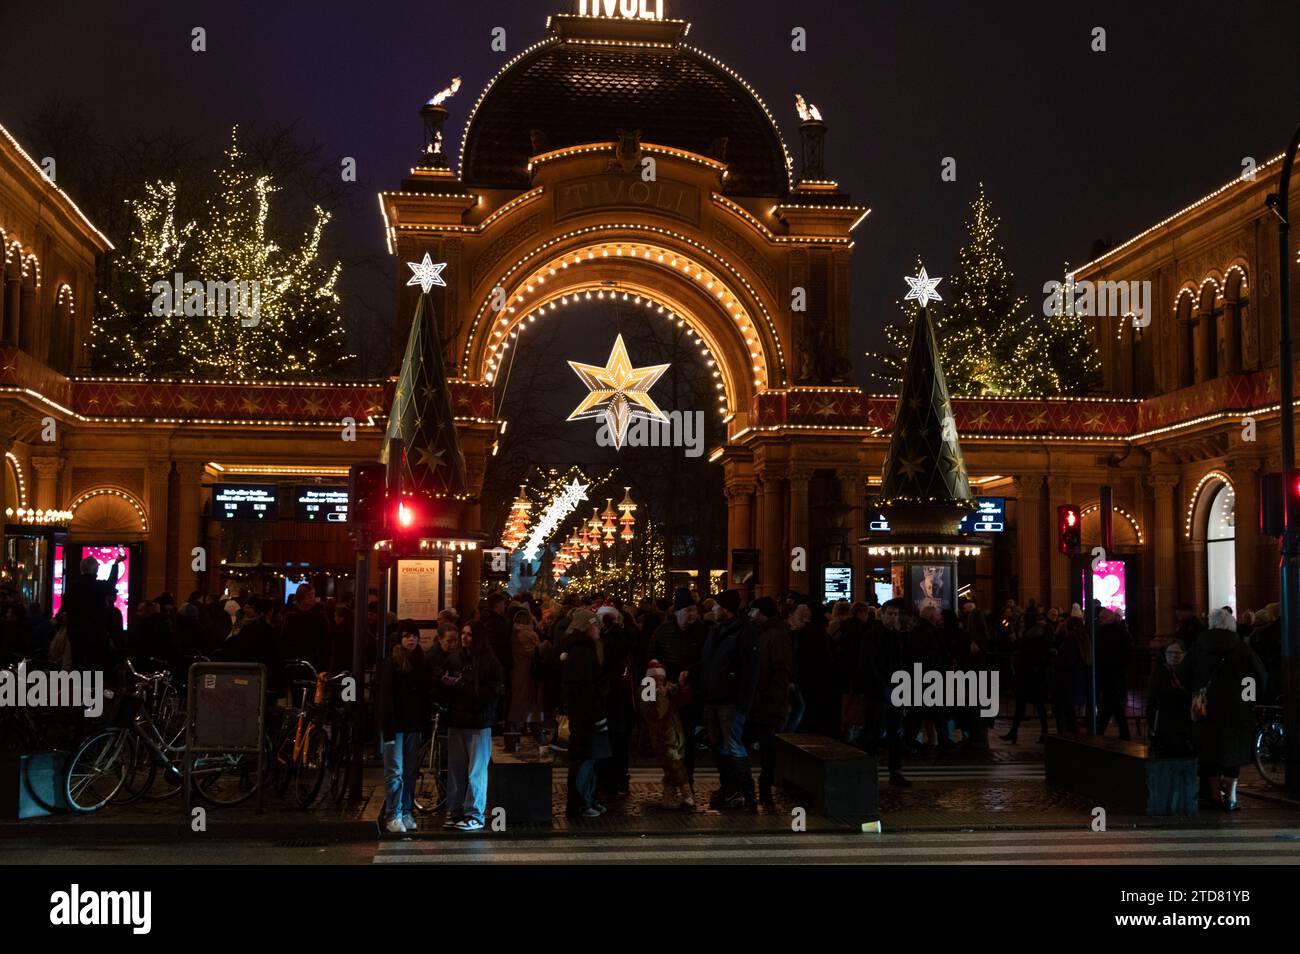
[406,253,447,294]
[567,335,670,450]
[904,267,944,308]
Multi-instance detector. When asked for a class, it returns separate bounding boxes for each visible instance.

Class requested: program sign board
[578,0,665,18]
[295,486,349,523]
[214,484,279,521]
[822,564,853,605]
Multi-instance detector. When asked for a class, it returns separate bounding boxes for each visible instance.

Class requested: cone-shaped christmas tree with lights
[866,268,985,615]
[879,276,975,531]
[382,291,469,502]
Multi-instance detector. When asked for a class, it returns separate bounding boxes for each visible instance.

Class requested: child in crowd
[640,659,694,810]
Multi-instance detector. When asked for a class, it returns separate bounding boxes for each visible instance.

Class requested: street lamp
[1268,119,1300,798]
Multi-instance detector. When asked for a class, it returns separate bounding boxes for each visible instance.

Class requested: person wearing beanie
[376,620,432,834]
[640,657,693,810]
[748,597,792,807]
[1069,603,1084,620]
[698,588,761,810]
[648,586,709,786]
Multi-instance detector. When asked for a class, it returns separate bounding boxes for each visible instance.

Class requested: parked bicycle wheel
[1255,720,1285,787]
[65,728,130,813]
[328,721,353,804]
[192,750,262,807]
[412,734,446,814]
[293,726,330,808]
[111,733,158,805]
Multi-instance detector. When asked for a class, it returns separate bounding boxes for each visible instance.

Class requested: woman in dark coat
[1178,611,1267,810]
[1146,639,1193,758]
[1000,610,1052,744]
[561,609,609,817]
[376,621,431,833]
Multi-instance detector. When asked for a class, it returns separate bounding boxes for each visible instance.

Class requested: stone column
[1227,458,1267,612]
[788,468,812,596]
[1147,474,1180,634]
[1013,474,1043,605]
[756,471,785,598]
[171,461,205,598]
[30,456,62,511]
[838,469,866,602]
[146,459,171,601]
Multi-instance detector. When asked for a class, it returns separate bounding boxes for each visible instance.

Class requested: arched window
[1224,266,1249,373]
[1205,483,1235,614]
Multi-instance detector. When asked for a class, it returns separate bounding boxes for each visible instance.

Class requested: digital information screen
[213,484,279,520]
[958,497,1006,533]
[872,497,1006,534]
[822,564,853,605]
[295,486,349,522]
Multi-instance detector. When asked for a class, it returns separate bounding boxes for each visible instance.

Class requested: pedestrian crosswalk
[373,827,1300,865]
[623,762,1046,785]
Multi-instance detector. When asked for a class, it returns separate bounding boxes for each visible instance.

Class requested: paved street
[5,825,1299,866]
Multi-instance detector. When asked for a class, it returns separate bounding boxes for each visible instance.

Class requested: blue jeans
[703,704,747,758]
[446,727,492,824]
[382,731,422,821]
[567,758,597,813]
[779,685,805,733]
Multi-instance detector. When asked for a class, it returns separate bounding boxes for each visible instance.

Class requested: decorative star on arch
[406,253,447,294]
[904,266,944,308]
[566,334,670,450]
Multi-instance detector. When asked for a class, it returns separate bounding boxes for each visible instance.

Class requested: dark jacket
[1095,619,1133,689]
[601,620,632,732]
[562,635,609,760]
[698,614,761,712]
[217,617,278,674]
[280,604,332,671]
[1248,619,1282,705]
[1178,628,1267,769]
[484,610,513,674]
[436,646,503,731]
[63,564,119,671]
[377,649,432,741]
[857,621,903,743]
[648,615,706,684]
[1146,660,1194,757]
[832,617,867,693]
[128,614,180,675]
[752,616,793,726]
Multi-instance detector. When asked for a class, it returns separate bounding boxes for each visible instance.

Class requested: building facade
[0,4,1292,638]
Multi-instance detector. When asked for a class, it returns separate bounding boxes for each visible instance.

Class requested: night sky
[5,0,1299,389]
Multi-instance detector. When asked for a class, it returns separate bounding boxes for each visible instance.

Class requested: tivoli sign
[577,0,665,19]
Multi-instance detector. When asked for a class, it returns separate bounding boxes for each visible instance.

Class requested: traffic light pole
[347,528,370,803]
[1271,120,1300,798]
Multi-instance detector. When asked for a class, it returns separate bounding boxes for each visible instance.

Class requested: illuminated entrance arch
[380,8,871,600]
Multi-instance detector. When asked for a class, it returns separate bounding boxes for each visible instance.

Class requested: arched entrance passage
[464,235,782,421]
[381,9,871,602]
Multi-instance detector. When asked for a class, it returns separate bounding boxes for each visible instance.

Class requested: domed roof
[459,19,792,196]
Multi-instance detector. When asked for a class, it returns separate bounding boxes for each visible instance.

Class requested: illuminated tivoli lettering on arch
[578,0,665,20]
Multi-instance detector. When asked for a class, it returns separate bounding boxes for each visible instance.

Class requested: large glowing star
[406,254,447,294]
[903,267,944,308]
[566,335,670,450]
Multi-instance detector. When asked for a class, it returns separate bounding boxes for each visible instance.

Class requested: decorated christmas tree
[91,128,353,379]
[871,186,1100,396]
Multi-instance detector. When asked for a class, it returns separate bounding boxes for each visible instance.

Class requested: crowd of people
[1,561,1281,823]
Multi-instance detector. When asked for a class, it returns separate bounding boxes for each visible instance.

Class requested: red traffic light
[397,500,416,529]
[1058,504,1082,554]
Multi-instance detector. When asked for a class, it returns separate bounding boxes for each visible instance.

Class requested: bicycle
[1254,704,1285,788]
[63,659,261,813]
[272,660,352,809]
[412,705,448,814]
[113,656,189,804]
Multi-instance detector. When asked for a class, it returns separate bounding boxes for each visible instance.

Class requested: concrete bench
[488,740,553,824]
[1044,735,1197,816]
[773,733,878,820]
